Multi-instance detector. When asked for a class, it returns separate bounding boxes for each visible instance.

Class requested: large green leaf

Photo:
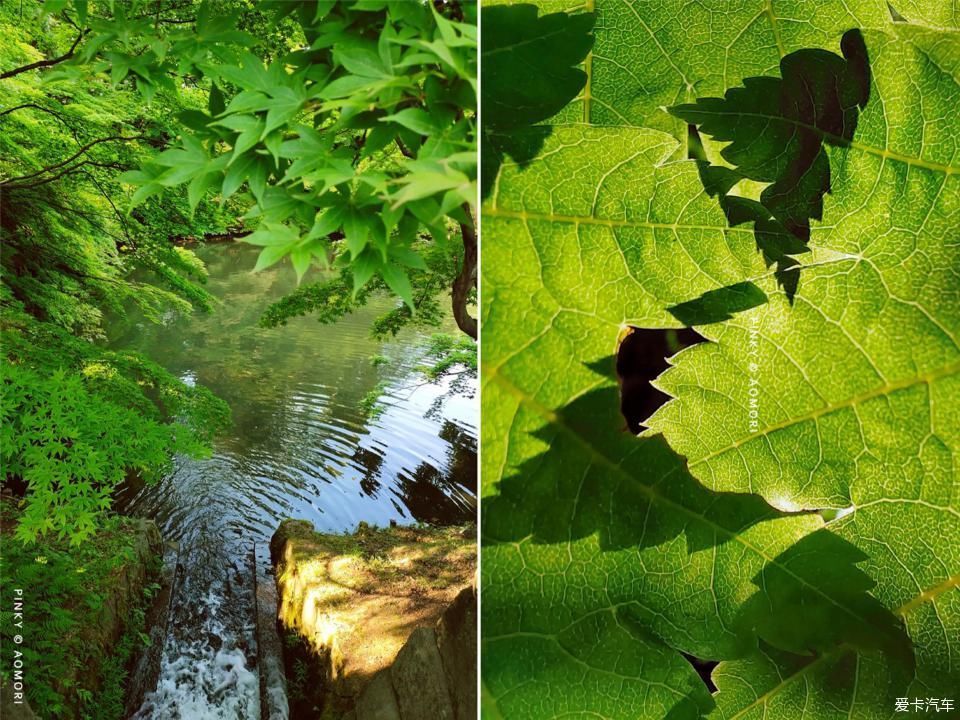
[482,126,924,719]
[481,6,960,718]
[487,0,896,144]
[649,25,960,511]
[652,25,960,715]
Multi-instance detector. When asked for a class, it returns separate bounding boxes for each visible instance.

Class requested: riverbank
[271,519,476,719]
[0,498,163,719]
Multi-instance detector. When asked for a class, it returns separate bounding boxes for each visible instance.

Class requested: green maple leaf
[481,4,959,718]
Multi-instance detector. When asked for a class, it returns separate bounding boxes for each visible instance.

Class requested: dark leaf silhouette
[737,529,913,670]
[667,282,768,327]
[480,4,595,198]
[671,29,871,298]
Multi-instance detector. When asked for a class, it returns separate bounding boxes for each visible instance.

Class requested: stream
[111,244,477,719]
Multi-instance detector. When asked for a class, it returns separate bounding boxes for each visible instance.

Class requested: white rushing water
[130,542,263,719]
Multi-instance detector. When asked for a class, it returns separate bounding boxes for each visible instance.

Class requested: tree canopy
[1,0,478,543]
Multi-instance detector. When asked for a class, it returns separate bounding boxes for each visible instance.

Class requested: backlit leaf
[481,5,960,718]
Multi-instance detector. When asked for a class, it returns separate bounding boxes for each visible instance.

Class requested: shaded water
[113,244,477,718]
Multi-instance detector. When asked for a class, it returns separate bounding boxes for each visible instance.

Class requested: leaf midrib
[485,207,775,235]
[481,26,582,59]
[679,107,959,175]
[688,359,960,474]
[485,364,889,639]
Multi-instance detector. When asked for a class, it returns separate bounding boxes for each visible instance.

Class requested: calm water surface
[112,243,477,719]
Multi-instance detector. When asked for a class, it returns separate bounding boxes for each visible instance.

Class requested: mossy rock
[271,520,476,718]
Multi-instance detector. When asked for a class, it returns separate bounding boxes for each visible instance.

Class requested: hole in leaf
[681,652,718,693]
[616,327,706,434]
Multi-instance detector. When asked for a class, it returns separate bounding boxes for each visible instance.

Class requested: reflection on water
[113,243,477,718]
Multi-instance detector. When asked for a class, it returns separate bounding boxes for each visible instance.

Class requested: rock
[124,550,176,717]
[255,542,288,720]
[435,585,477,720]
[271,519,475,718]
[390,627,454,720]
[355,670,401,720]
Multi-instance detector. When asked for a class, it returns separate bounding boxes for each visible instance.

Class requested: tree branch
[395,138,415,159]
[0,103,65,119]
[2,160,129,191]
[0,135,148,187]
[395,139,476,337]
[1,102,86,147]
[0,29,89,79]
[81,170,138,249]
[452,203,478,339]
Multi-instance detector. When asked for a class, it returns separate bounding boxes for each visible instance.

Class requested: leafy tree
[2,0,477,542]
[1,0,233,542]
[42,0,479,338]
[481,2,959,719]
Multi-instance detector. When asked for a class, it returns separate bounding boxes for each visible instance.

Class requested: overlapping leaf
[484,0,895,144]
[481,3,960,718]
[481,126,926,718]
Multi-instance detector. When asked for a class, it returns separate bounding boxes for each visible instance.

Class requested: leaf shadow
[737,529,914,674]
[483,371,786,557]
[480,4,595,199]
[671,29,872,299]
[484,357,914,702]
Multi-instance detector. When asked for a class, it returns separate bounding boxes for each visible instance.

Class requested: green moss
[274,519,475,569]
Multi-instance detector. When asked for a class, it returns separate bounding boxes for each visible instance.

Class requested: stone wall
[270,519,476,719]
[351,584,476,720]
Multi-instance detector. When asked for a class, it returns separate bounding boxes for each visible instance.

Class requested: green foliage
[260,237,458,337]
[1,357,227,543]
[415,332,477,380]
[480,4,593,197]
[82,583,157,720]
[1,0,234,542]
[1,2,476,547]
[45,0,479,328]
[481,2,959,718]
[0,502,159,717]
